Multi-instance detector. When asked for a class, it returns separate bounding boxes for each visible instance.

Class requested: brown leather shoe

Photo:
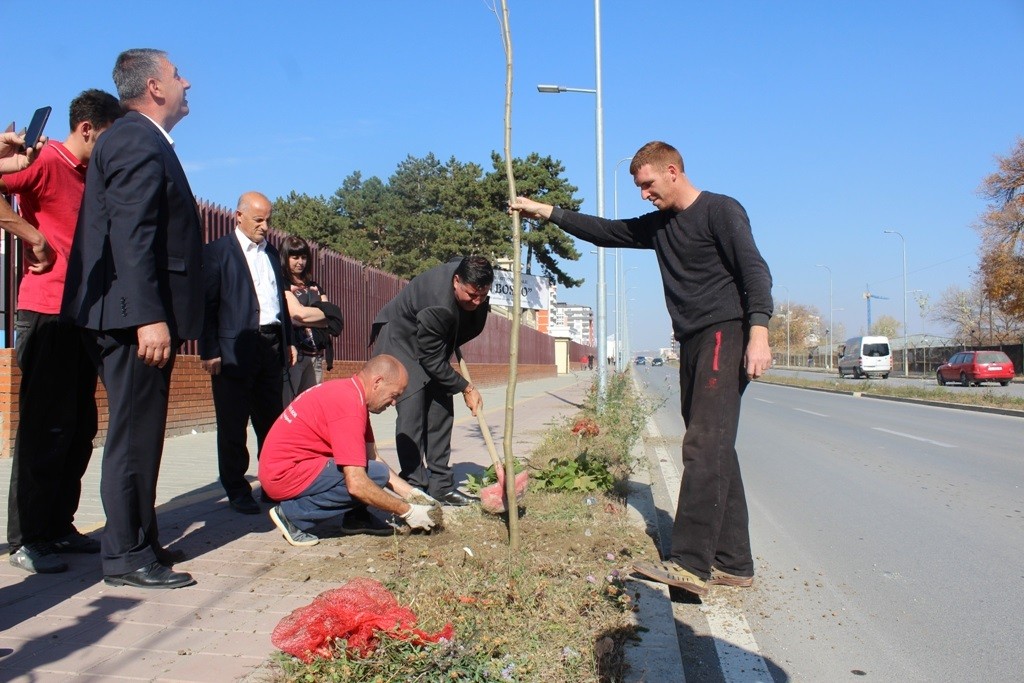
[632,560,709,597]
[709,567,755,588]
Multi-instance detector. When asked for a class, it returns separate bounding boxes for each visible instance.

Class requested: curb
[758,377,1024,419]
[622,439,685,682]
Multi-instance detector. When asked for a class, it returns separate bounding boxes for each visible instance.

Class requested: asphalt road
[633,364,1024,682]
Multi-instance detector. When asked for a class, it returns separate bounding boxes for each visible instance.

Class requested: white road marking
[752,397,774,403]
[794,408,828,417]
[646,417,771,683]
[872,427,955,448]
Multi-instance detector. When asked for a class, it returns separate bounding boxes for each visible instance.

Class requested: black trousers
[84,328,175,576]
[7,312,98,551]
[394,381,455,498]
[212,331,285,499]
[670,320,754,580]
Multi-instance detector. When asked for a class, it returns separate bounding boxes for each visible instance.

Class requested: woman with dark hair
[280,235,329,403]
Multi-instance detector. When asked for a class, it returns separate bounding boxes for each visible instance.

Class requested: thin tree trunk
[498,0,520,550]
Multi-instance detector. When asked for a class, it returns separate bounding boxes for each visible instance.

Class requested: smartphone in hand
[22,106,51,149]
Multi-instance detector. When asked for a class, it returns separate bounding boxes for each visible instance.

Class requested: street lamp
[536,0,607,398]
[816,264,833,370]
[883,230,909,377]
[775,284,791,367]
[613,156,633,371]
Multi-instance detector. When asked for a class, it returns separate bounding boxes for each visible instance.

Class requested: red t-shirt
[258,376,375,500]
[1,140,86,314]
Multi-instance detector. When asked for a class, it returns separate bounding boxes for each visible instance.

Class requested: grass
[760,372,1024,411]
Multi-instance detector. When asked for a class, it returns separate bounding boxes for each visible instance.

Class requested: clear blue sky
[6,1,1023,353]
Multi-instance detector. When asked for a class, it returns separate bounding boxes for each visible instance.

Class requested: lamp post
[775,284,791,367]
[816,264,833,370]
[613,156,633,372]
[883,229,909,377]
[536,1,606,397]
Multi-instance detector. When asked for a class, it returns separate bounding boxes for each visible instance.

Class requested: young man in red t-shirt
[1,90,123,574]
[259,355,442,546]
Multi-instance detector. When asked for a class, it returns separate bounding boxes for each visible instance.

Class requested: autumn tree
[870,315,901,338]
[930,282,1023,344]
[975,137,1024,321]
[769,300,820,355]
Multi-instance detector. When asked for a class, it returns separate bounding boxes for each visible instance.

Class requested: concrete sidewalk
[0,369,680,682]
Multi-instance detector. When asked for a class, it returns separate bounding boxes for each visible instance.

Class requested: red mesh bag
[271,577,454,663]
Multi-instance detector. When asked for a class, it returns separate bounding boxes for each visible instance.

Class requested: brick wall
[0,348,554,457]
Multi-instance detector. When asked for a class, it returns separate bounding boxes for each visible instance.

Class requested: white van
[837,336,892,379]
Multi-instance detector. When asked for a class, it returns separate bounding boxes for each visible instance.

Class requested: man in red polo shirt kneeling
[258,354,441,546]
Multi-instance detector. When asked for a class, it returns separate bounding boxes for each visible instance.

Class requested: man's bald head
[360,355,408,413]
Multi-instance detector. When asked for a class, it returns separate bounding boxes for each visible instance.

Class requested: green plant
[534,454,614,493]
[530,374,656,494]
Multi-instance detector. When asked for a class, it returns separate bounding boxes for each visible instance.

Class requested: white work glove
[405,488,440,507]
[401,504,437,531]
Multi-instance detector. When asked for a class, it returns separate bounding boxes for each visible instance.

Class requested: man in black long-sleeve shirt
[511,141,773,597]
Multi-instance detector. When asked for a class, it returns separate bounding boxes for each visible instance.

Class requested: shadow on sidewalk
[0,476,273,668]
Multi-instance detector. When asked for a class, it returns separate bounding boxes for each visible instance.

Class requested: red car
[936,350,1015,387]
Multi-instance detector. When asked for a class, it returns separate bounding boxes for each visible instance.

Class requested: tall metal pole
[613,156,632,373]
[536,0,606,398]
[816,264,833,370]
[884,230,908,377]
[593,0,607,398]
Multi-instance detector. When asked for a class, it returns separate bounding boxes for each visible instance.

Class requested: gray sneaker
[269,506,319,547]
[9,544,68,574]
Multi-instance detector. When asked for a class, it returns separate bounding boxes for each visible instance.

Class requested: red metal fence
[2,198,562,365]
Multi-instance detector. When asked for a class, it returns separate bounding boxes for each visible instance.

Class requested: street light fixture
[816,264,833,370]
[613,156,633,371]
[883,229,909,377]
[536,0,606,398]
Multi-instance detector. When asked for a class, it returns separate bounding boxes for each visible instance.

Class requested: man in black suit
[369,256,492,506]
[62,49,202,589]
[200,192,294,515]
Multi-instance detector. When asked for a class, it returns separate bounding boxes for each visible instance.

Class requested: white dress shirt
[233,228,281,326]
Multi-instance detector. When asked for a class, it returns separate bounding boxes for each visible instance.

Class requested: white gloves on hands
[401,503,437,530]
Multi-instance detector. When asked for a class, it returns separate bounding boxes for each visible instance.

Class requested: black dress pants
[84,328,175,576]
[394,381,455,498]
[670,320,754,580]
[212,331,285,499]
[7,312,98,551]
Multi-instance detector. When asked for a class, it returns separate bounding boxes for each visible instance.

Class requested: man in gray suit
[369,256,492,506]
[62,49,202,590]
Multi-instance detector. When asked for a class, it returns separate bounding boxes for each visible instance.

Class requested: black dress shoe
[154,546,187,566]
[439,490,478,507]
[104,561,195,589]
[339,508,395,536]
[229,493,260,515]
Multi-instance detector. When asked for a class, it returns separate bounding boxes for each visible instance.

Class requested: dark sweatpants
[670,320,754,580]
[394,381,455,498]
[7,312,98,551]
